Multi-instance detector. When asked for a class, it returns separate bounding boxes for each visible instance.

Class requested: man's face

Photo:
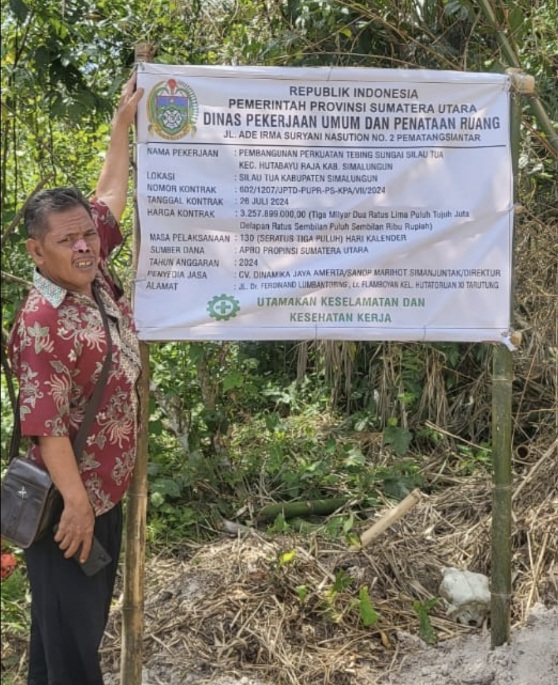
[26,206,101,296]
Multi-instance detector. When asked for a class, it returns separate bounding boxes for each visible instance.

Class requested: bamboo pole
[490,344,513,647]
[256,498,349,523]
[490,69,524,648]
[120,42,155,685]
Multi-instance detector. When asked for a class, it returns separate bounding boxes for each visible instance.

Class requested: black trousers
[24,503,122,685]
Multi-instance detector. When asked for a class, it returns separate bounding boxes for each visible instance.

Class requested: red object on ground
[1,552,17,580]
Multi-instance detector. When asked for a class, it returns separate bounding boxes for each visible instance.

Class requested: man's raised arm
[95,73,144,223]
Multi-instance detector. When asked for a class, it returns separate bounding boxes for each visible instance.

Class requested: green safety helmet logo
[207,294,241,321]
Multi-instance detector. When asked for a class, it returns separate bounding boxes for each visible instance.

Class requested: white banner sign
[134,64,513,344]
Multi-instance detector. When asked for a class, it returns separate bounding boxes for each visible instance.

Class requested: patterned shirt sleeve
[90,199,124,261]
[91,199,126,299]
[12,294,77,437]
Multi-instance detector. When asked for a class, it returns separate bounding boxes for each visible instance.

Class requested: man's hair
[24,187,92,240]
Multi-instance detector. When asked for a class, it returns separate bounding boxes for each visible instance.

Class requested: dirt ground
[98,443,557,685]
[4,482,557,685]
[6,442,555,685]
[383,603,558,685]
[106,571,557,685]
[134,595,558,685]
[101,525,557,685]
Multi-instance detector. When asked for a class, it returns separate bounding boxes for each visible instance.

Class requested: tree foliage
[2,0,557,536]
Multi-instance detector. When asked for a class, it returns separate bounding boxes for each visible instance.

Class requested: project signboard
[134,64,513,345]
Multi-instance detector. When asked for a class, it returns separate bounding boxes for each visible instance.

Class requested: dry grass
[97,434,557,685]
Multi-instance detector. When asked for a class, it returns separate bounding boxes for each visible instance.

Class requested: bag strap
[8,405,22,462]
[10,282,113,462]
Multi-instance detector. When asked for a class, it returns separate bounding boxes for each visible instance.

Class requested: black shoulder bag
[1,286,113,548]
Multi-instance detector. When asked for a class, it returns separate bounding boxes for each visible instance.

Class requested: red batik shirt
[8,200,141,516]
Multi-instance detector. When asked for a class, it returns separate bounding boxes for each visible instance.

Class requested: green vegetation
[1,0,556,670]
[413,597,440,644]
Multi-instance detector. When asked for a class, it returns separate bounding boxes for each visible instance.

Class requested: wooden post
[489,69,527,648]
[491,344,513,646]
[119,42,155,685]
[360,489,422,547]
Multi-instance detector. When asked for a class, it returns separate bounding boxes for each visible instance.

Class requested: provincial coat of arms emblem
[147,79,199,140]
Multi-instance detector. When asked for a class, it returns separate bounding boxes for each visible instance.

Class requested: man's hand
[37,435,96,563]
[54,498,95,563]
[95,71,145,222]
[113,72,145,130]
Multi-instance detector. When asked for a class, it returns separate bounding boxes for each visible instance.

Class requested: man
[8,74,144,685]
